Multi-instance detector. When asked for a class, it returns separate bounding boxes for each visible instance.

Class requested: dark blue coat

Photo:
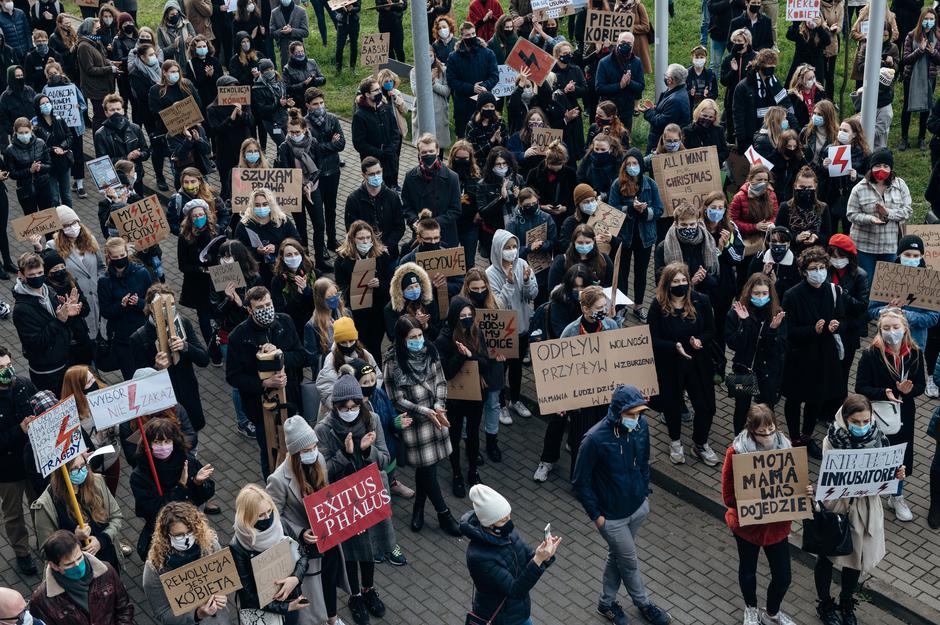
[0,9,31,58]
[445,41,498,122]
[594,51,644,130]
[573,385,651,522]
[97,261,153,340]
[643,84,691,153]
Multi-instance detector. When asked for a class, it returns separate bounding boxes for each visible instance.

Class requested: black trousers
[735,535,791,615]
[784,398,823,440]
[379,15,405,61]
[0,191,11,265]
[320,545,343,617]
[413,464,448,514]
[29,367,66,397]
[930,438,940,507]
[336,22,360,68]
[567,405,606,479]
[618,230,653,308]
[539,412,568,464]
[660,360,716,446]
[504,335,530,403]
[319,172,341,247]
[345,559,375,592]
[448,398,482,478]
[901,76,936,142]
[291,189,326,260]
[814,556,861,603]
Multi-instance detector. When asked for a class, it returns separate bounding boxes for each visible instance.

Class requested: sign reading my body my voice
[732,447,812,526]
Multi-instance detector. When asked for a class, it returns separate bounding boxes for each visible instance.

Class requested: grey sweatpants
[598,498,651,607]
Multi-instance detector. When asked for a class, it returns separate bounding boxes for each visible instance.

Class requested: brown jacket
[614,0,652,74]
[819,0,844,57]
[30,554,134,625]
[75,37,116,100]
[185,0,214,40]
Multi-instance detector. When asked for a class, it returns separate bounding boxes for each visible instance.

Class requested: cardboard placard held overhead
[732,447,812,526]
[251,540,296,608]
[361,32,390,68]
[474,309,519,358]
[870,261,940,312]
[44,84,82,127]
[816,443,906,501]
[12,207,63,241]
[786,0,821,21]
[530,325,658,413]
[328,0,358,9]
[526,223,552,274]
[506,38,556,87]
[827,145,853,177]
[906,225,940,270]
[109,195,170,250]
[350,257,377,310]
[587,202,627,254]
[87,155,120,192]
[303,463,392,552]
[208,262,247,291]
[414,247,467,278]
[86,369,178,430]
[159,548,242,616]
[28,396,85,478]
[447,360,483,401]
[531,0,581,20]
[584,9,635,46]
[217,85,251,106]
[159,96,204,136]
[650,146,723,217]
[531,127,564,154]
[231,168,303,213]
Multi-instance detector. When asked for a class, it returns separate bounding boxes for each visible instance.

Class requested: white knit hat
[469,484,511,527]
[56,205,80,225]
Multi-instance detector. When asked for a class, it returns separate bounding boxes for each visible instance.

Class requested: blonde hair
[104,236,128,262]
[238,137,270,168]
[241,188,288,226]
[234,484,279,545]
[692,98,719,122]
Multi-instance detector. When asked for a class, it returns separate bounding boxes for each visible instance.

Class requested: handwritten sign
[870,261,940,312]
[506,38,556,87]
[251,540,295,608]
[231,168,303,213]
[907,225,940,270]
[361,33,390,68]
[217,85,251,106]
[531,127,564,154]
[526,223,552,274]
[587,202,627,254]
[29,396,85,478]
[159,548,242,616]
[208,262,247,291]
[350,257,377,310]
[475,309,519,358]
[44,84,81,127]
[531,0,581,20]
[87,369,178,429]
[159,96,204,136]
[328,0,357,9]
[414,246,467,278]
[492,65,520,98]
[786,0,820,21]
[816,443,906,501]
[732,447,812,526]
[303,463,392,552]
[12,207,63,241]
[585,9,635,46]
[650,146,722,217]
[827,145,853,177]
[447,360,482,401]
[745,145,774,170]
[87,155,120,192]
[531,325,658,413]
[109,194,170,250]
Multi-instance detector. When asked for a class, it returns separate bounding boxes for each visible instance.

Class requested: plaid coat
[846,176,912,254]
[383,350,452,468]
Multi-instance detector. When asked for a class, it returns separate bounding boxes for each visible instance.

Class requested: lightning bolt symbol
[517,50,540,70]
[356,270,371,305]
[877,482,891,493]
[55,415,79,459]
[128,383,140,414]
[825,487,836,499]
[504,314,516,340]
[832,146,849,173]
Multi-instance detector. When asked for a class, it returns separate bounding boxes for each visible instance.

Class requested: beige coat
[819,0,844,57]
[616,1,652,74]
[184,0,214,40]
[851,4,899,43]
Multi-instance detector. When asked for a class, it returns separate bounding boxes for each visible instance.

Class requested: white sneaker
[693,443,720,467]
[669,441,685,464]
[927,378,939,398]
[743,606,760,625]
[512,401,532,418]
[533,462,553,482]
[889,495,914,521]
[499,407,513,425]
[759,608,795,625]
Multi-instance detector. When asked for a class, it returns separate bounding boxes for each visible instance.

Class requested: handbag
[725,322,762,398]
[465,598,507,625]
[872,400,902,435]
[238,609,284,625]
[94,333,119,373]
[802,501,854,556]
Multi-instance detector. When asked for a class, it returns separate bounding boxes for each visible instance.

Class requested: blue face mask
[39,102,52,115]
[806,267,827,285]
[900,256,921,267]
[69,466,88,485]
[848,421,872,437]
[403,287,421,301]
[167,71,180,84]
[382,80,394,91]
[812,114,824,127]
[750,294,770,307]
[705,206,725,222]
[406,337,424,352]
[664,140,681,152]
[195,47,208,57]
[780,119,789,131]
[367,174,383,188]
[620,415,640,430]
[625,164,641,177]
[192,215,207,229]
[253,206,271,219]
[62,557,87,580]
[245,151,260,164]
[326,294,340,310]
[575,242,594,255]
[924,19,935,29]
[16,132,31,144]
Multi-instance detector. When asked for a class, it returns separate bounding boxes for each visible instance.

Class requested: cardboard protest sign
[217,85,251,106]
[870,261,940,312]
[531,325,658,413]
[251,540,295,608]
[744,145,774,170]
[650,146,723,217]
[328,0,357,9]
[87,155,120,192]
[12,207,63,241]
[44,84,82,127]
[475,309,519,358]
[303,463,392,552]
[732,447,812,526]
[361,33,390,68]
[525,223,552,274]
[28,396,85,478]
[109,194,170,250]
[587,202,627,254]
[159,548,242,616]
[506,38,556,87]
[531,0,582,20]
[585,9,635,46]
[414,247,467,278]
[159,96,204,136]
[87,369,178,429]
[906,225,940,270]
[208,262,247,291]
[350,257,377,311]
[827,145,852,177]
[492,65,520,98]
[815,443,906,501]
[786,0,820,21]
[447,360,482,401]
[532,127,564,154]
[76,0,99,6]
[231,168,303,213]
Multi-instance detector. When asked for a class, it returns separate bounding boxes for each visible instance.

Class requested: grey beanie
[258,58,275,72]
[182,198,209,216]
[284,415,318,455]
[332,373,363,404]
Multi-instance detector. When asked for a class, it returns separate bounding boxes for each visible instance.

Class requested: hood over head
[488,229,519,270]
[389,261,433,311]
[624,147,645,176]
[446,295,474,330]
[605,385,648,424]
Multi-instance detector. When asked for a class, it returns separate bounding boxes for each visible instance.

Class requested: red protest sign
[303,463,391,552]
[506,38,556,87]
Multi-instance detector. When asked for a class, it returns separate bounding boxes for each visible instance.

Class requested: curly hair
[147,501,216,571]
[798,246,829,272]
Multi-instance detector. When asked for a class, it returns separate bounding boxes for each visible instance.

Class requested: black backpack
[528,301,553,343]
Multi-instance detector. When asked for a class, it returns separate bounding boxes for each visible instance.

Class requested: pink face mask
[151,442,174,460]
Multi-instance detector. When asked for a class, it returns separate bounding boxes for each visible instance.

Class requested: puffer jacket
[382,261,441,340]
[97,262,153,340]
[4,131,50,194]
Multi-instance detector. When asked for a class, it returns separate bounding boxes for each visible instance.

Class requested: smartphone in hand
[544,523,552,541]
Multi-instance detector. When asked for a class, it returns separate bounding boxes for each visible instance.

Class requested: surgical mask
[882,328,905,345]
[338,407,360,422]
[830,257,849,269]
[292,52,305,61]
[420,154,438,168]
[169,533,194,552]
[812,114,824,126]
[806,268,827,285]
[281,0,291,5]
[438,26,450,39]
[403,287,421,301]
[25,275,44,289]
[780,119,789,130]
[102,16,113,25]
[61,558,87,580]
[39,102,52,115]
[64,224,82,238]
[501,248,517,262]
[16,132,31,143]
[69,466,88,485]
[626,164,641,177]
[705,206,725,222]
[289,132,305,143]
[195,46,208,57]
[245,151,260,164]
[310,106,326,117]
[253,205,271,219]
[459,316,474,329]
[489,519,514,537]
[367,174,383,188]
[326,294,341,309]
[805,78,816,89]
[252,305,276,326]
[924,19,935,29]
[669,284,689,298]
[581,200,597,215]
[750,294,770,307]
[620,415,639,429]
[254,516,275,531]
[748,181,768,196]
[848,421,871,437]
[493,165,508,177]
[192,215,207,229]
[677,226,698,242]
[382,80,394,91]
[167,71,180,84]
[220,256,235,265]
[151,442,174,459]
[837,130,850,144]
[242,40,251,51]
[300,449,320,465]
[284,255,302,270]
[146,55,158,66]
[692,57,706,68]
[664,140,681,152]
[575,242,594,255]
[0,366,15,385]
[406,337,425,352]
[900,256,921,267]
[356,241,373,254]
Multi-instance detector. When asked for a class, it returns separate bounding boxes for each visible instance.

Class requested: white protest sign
[87,369,178,430]
[28,396,86,477]
[745,145,774,171]
[815,443,906,501]
[492,65,520,98]
[786,0,820,21]
[827,145,852,177]
[44,85,81,128]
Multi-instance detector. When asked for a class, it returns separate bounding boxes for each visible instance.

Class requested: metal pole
[860,0,886,144]
[410,1,436,135]
[654,0,669,99]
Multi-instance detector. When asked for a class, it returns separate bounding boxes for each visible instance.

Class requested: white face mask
[284,255,302,270]
[837,130,851,144]
[338,407,360,422]
[501,248,518,262]
[246,2,256,12]
[805,78,815,89]
[220,256,235,265]
[170,533,194,552]
[692,58,706,68]
[830,257,849,269]
[63,224,81,238]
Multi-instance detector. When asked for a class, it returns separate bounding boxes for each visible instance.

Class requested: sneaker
[373,552,385,564]
[236,422,256,439]
[15,555,37,576]
[743,606,760,625]
[385,544,407,566]
[927,378,939,398]
[76,188,87,199]
[759,609,795,625]
[512,400,532,418]
[669,441,685,465]
[633,307,648,323]
[499,407,513,425]
[888,495,914,521]
[210,351,222,367]
[638,602,671,625]
[533,461,553,482]
[0,301,10,319]
[120,542,134,557]
[596,601,629,625]
[157,179,169,191]
[362,588,386,618]
[390,479,415,498]
[692,443,719,467]
[348,594,369,625]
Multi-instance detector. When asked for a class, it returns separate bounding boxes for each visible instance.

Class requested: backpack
[528,301,553,343]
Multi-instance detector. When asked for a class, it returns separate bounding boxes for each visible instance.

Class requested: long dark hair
[564,224,607,283]
[393,315,438,377]
[738,272,782,316]
[449,296,485,357]
[219,239,259,278]
[482,147,518,184]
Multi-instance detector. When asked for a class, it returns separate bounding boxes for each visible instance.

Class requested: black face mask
[339,343,357,356]
[481,109,496,120]
[748,4,759,13]
[559,53,572,65]
[25,275,45,289]
[795,188,816,207]
[669,284,689,298]
[111,257,128,270]
[761,66,776,77]
[469,289,488,305]
[464,37,478,49]
[361,385,375,398]
[770,244,789,262]
[453,158,471,172]
[254,516,275,532]
[372,92,383,105]
[617,43,632,57]
[48,269,68,284]
[123,24,135,34]
[698,118,714,128]
[520,203,538,215]
[86,381,100,393]
[731,43,745,55]
[544,27,557,37]
[420,153,438,168]
[489,519,514,537]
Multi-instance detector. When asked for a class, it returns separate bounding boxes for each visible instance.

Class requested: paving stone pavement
[0,123,926,624]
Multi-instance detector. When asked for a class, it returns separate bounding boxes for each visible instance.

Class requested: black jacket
[176,228,215,307]
[719,48,756,138]
[183,55,224,114]
[831,266,870,351]
[31,103,72,172]
[270,271,315,340]
[128,65,159,129]
[233,218,301,283]
[281,57,325,102]
[148,80,202,135]
[22,48,59,92]
[0,376,38,483]
[167,124,212,174]
[230,521,308,613]
[781,280,845,401]
[4,132,49,195]
[344,184,405,259]
[400,164,463,249]
[46,275,92,353]
[209,271,262,332]
[706,0,745,41]
[305,111,344,177]
[351,96,402,174]
[725,306,786,384]
[11,283,70,374]
[524,161,577,230]
[785,22,830,88]
[681,121,730,164]
[0,80,36,144]
[728,11,774,52]
[732,71,798,150]
[97,262,153,341]
[93,113,150,162]
[206,100,254,171]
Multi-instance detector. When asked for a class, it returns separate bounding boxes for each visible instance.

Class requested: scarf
[662,223,719,273]
[908,32,935,112]
[164,543,203,571]
[420,159,441,181]
[732,429,791,453]
[405,348,432,382]
[233,513,287,552]
[52,556,93,614]
[754,70,780,102]
[287,134,318,180]
[789,196,821,234]
[827,419,889,450]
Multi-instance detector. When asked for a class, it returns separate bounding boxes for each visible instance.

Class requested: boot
[486,433,502,463]
[815,598,840,625]
[410,499,425,532]
[467,469,483,487]
[437,509,461,536]
[839,597,858,625]
[928,503,940,530]
[452,474,466,498]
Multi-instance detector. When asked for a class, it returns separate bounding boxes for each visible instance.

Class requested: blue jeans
[856,251,896,288]
[484,389,500,435]
[50,165,72,207]
[700,0,710,46]
[310,0,337,45]
[709,39,726,74]
[220,344,249,429]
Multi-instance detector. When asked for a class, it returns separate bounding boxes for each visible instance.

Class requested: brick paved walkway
[0,124,928,624]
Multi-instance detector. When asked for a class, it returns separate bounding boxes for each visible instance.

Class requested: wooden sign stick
[60,465,91,546]
[609,244,622,317]
[165,295,180,366]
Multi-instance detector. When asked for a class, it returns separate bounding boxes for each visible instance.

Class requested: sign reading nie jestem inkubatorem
[732,447,812,526]
[474,309,519,358]
[650,146,723,217]
[303,463,392,552]
[86,369,178,430]
[870,261,940,313]
[28,396,85,478]
[447,360,482,401]
[250,539,296,608]
[109,194,170,250]
[530,326,658,413]
[815,443,907,501]
[159,547,242,616]
[231,168,303,213]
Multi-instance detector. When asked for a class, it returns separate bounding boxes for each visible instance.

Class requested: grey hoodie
[13,279,54,317]
[485,228,538,333]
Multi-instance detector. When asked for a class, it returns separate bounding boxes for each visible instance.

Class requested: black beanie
[869,147,894,170]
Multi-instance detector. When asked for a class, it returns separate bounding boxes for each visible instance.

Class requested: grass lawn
[71,0,933,219]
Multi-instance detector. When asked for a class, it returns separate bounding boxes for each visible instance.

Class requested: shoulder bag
[725,322,762,398]
[802,500,853,557]
[871,400,902,435]
[466,598,507,625]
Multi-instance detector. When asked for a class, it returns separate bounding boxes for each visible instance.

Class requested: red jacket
[30,555,134,625]
[729,183,779,237]
[467,0,504,43]
[721,445,793,547]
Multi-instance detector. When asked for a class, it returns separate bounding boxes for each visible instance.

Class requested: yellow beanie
[332,317,358,343]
